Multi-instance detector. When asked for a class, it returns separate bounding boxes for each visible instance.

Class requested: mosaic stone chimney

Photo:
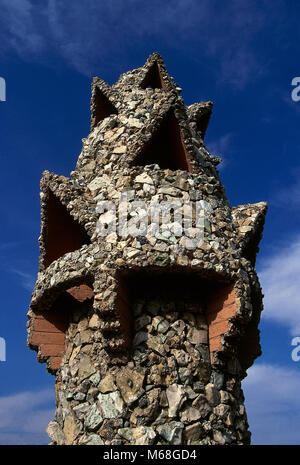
[27,53,267,445]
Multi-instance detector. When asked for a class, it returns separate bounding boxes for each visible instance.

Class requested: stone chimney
[27,53,267,445]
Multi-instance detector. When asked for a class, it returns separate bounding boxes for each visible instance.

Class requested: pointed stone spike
[232,202,268,265]
[140,52,178,92]
[187,101,213,139]
[39,172,91,270]
[91,78,118,129]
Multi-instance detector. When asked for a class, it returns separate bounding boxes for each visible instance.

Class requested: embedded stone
[84,404,103,431]
[166,384,186,417]
[180,406,201,423]
[78,355,96,381]
[147,335,165,355]
[183,422,202,442]
[63,414,80,445]
[83,434,105,445]
[205,383,220,407]
[116,368,145,404]
[46,421,65,445]
[98,391,124,418]
[192,394,212,418]
[118,426,156,445]
[99,374,117,393]
[89,314,101,329]
[135,173,154,184]
[157,421,184,445]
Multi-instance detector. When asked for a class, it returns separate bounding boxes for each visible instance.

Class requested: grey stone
[46,421,65,445]
[118,426,156,445]
[84,434,105,445]
[98,391,124,418]
[166,384,186,418]
[84,404,103,431]
[157,421,184,445]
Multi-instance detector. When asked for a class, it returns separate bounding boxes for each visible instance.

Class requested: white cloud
[10,268,36,291]
[0,388,55,445]
[243,363,300,444]
[258,236,300,335]
[0,0,285,87]
[0,0,45,56]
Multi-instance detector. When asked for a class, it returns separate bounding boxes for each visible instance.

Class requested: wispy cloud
[243,363,300,444]
[0,242,20,252]
[10,268,36,291]
[0,388,55,445]
[0,0,45,57]
[258,236,300,335]
[0,0,287,87]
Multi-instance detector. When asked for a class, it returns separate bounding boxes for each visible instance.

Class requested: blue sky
[0,0,300,445]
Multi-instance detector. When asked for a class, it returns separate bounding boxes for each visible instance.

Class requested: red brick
[40,344,65,357]
[31,331,65,345]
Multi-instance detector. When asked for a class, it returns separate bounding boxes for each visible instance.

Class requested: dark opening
[44,191,90,268]
[133,111,192,172]
[140,62,165,90]
[91,87,117,128]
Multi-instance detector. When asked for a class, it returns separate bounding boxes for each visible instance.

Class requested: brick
[209,320,230,339]
[49,356,62,371]
[33,317,67,333]
[31,331,65,345]
[40,344,65,357]
[67,284,94,302]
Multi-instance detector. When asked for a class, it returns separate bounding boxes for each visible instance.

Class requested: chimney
[27,53,267,445]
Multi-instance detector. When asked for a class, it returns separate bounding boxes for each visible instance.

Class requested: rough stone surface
[26,52,267,445]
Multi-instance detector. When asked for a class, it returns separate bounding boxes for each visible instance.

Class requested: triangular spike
[133,110,192,172]
[140,61,166,90]
[140,52,178,92]
[91,80,118,129]
[187,102,213,139]
[232,202,268,266]
[43,191,90,268]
